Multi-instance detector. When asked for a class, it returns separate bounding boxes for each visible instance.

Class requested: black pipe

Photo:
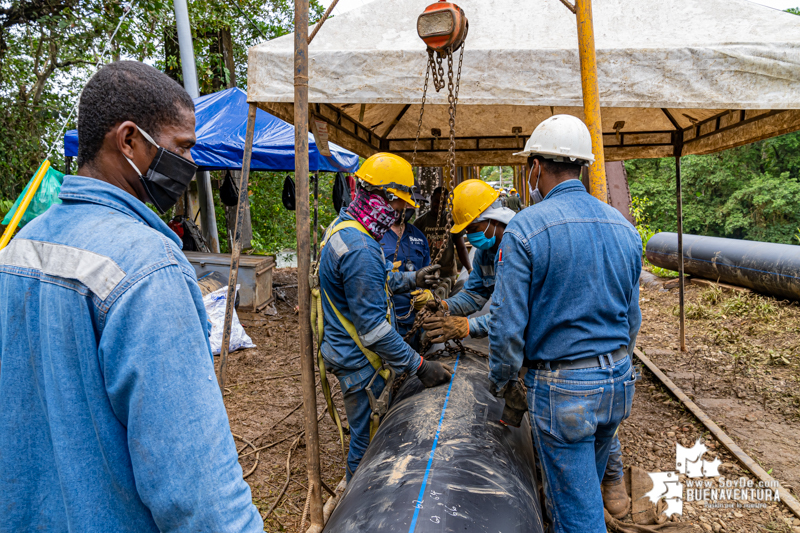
[646,232,800,300]
[324,351,544,533]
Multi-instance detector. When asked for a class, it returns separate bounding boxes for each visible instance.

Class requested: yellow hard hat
[510,188,517,194]
[450,179,499,234]
[354,152,418,208]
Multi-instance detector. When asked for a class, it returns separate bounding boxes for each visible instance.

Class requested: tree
[625,131,800,244]
[0,0,323,213]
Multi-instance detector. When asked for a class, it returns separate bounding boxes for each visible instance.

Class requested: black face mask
[124,126,197,214]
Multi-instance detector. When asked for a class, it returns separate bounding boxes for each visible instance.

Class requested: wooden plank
[689,277,751,294]
[634,348,800,520]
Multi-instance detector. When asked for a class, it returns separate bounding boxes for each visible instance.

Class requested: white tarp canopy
[247,0,800,165]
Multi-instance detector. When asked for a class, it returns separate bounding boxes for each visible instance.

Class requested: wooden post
[295,0,325,528]
[575,0,608,203]
[218,104,257,391]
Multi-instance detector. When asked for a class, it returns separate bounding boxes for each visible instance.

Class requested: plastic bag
[203,285,256,355]
[2,167,65,227]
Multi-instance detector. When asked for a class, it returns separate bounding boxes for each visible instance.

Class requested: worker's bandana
[346,189,398,240]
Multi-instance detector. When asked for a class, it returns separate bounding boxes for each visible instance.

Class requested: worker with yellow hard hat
[505,187,522,212]
[419,179,521,416]
[315,152,452,480]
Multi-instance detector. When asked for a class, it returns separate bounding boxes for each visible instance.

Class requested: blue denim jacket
[0,176,263,533]
[488,180,642,390]
[379,223,430,329]
[319,209,420,381]
[443,248,496,338]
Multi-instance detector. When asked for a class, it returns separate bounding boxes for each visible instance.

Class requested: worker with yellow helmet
[505,187,522,212]
[420,179,520,423]
[316,152,452,480]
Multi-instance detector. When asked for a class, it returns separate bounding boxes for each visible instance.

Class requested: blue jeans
[529,355,635,533]
[335,369,385,481]
[604,433,624,483]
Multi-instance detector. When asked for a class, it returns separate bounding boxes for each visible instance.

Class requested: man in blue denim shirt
[380,210,430,347]
[318,153,451,480]
[488,116,641,533]
[0,62,263,532]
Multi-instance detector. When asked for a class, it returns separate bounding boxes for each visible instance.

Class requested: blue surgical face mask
[467,222,497,250]
[528,163,544,204]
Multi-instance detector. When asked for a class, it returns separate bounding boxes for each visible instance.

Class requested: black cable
[224,0,268,40]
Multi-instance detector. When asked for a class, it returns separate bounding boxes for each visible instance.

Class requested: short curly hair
[77,61,194,167]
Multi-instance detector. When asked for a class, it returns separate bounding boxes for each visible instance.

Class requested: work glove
[490,381,528,428]
[410,289,434,311]
[422,315,469,343]
[416,358,453,388]
[415,264,441,288]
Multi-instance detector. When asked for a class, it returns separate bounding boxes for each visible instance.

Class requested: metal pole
[295,0,325,528]
[173,0,220,252]
[676,143,686,352]
[173,0,199,98]
[217,104,257,391]
[575,0,608,203]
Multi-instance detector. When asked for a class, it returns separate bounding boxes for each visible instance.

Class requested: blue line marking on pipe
[648,251,800,281]
[408,353,461,533]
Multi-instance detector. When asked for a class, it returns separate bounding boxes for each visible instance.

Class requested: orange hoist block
[417,0,468,53]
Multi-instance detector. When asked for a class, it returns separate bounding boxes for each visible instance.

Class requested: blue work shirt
[0,176,263,533]
[443,247,497,338]
[379,223,430,330]
[488,180,642,390]
[319,209,420,382]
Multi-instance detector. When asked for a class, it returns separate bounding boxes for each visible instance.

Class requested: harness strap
[311,217,394,453]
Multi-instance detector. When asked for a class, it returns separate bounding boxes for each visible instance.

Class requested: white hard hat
[514,115,595,166]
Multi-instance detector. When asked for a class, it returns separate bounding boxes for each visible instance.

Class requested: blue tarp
[64,87,359,173]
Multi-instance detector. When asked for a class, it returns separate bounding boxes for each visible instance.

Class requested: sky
[321,0,799,15]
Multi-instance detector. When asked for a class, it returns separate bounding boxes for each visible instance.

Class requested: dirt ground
[220,267,800,532]
[216,268,349,532]
[637,273,800,496]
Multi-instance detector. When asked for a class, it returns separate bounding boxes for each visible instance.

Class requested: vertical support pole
[675,142,686,352]
[218,104,257,391]
[173,0,220,251]
[575,0,608,203]
[197,171,221,252]
[313,172,319,259]
[295,0,325,529]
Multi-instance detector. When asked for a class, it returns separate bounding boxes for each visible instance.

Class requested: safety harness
[310,218,397,458]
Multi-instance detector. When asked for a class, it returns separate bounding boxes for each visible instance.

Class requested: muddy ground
[219,268,800,532]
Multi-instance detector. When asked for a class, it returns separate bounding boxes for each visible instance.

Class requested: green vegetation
[630,196,678,278]
[0,0,323,212]
[677,285,784,323]
[626,130,800,245]
[216,171,339,255]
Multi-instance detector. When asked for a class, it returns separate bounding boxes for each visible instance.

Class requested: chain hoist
[414,0,469,269]
[398,2,469,350]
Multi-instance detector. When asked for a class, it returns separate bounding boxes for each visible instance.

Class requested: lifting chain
[400,40,466,343]
[417,42,464,270]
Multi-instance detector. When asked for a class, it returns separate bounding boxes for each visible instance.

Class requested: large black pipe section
[324,351,544,533]
[646,232,800,300]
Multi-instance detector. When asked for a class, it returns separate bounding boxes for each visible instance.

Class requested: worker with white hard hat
[487,115,642,532]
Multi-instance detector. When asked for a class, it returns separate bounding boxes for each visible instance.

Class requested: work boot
[602,478,630,519]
